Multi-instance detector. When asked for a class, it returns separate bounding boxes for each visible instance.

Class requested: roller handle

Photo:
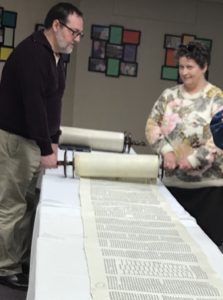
[124,132,146,153]
[57,149,75,177]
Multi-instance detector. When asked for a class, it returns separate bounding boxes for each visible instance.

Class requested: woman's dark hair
[44,2,83,29]
[176,41,210,69]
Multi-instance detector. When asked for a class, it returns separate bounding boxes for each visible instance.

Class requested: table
[27,151,223,300]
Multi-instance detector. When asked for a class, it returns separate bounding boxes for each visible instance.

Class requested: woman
[145,41,223,246]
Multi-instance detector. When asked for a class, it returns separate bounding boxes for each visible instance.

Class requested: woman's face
[178,56,207,90]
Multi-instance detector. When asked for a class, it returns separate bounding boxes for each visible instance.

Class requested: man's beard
[55,31,73,54]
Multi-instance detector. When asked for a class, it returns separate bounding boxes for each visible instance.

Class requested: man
[0,2,84,290]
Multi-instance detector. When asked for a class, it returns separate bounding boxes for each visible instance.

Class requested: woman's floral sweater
[145,83,223,188]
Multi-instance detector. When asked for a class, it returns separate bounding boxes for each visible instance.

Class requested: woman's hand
[163,151,177,170]
[178,157,192,170]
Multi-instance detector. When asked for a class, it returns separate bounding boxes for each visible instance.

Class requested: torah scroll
[75,152,159,180]
[79,156,223,300]
[60,126,125,152]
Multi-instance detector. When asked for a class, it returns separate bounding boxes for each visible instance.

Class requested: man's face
[55,13,84,54]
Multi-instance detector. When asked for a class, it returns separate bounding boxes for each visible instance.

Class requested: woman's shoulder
[161,84,182,97]
[206,83,223,98]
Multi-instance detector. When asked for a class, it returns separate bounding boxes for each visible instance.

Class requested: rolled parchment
[60,126,125,152]
[75,152,159,180]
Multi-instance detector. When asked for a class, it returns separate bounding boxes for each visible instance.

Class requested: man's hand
[51,143,59,157]
[163,151,177,170]
[40,153,58,169]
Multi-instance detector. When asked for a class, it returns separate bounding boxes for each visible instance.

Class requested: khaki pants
[0,129,41,276]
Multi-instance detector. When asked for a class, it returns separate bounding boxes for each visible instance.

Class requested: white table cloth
[27,151,223,300]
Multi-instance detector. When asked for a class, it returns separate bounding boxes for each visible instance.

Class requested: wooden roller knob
[57,149,74,177]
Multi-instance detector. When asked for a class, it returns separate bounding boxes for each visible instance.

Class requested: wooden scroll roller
[57,150,163,180]
[59,126,146,153]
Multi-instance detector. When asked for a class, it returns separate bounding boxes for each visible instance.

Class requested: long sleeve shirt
[210,109,223,150]
[145,83,223,188]
[0,30,66,155]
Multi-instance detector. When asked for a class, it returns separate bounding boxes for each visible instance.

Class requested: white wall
[72,0,223,153]
[2,0,223,153]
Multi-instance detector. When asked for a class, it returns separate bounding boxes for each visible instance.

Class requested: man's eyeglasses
[59,21,84,38]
